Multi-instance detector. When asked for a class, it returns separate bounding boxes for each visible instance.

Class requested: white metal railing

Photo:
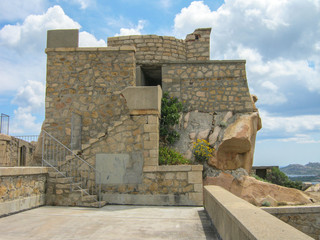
[41,130,102,207]
[14,135,39,143]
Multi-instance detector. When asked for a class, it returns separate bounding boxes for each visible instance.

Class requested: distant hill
[280,162,320,176]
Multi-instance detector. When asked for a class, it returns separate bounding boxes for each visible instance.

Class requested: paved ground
[0,205,220,240]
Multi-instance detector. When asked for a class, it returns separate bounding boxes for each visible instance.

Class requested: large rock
[208,112,262,173]
[204,173,313,206]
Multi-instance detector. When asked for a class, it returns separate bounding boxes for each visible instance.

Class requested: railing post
[42,132,45,167]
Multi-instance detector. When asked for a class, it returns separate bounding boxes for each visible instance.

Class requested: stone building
[0,134,36,167]
[41,28,260,206]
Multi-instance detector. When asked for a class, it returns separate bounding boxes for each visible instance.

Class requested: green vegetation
[261,201,271,207]
[266,167,303,190]
[251,174,270,183]
[192,139,214,163]
[160,92,183,145]
[159,146,191,165]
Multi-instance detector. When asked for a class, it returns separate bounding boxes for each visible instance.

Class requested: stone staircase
[42,130,106,208]
[46,169,107,207]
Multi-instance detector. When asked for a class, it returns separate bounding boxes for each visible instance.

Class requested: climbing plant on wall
[160,92,183,145]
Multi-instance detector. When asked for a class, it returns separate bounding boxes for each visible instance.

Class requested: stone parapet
[0,167,48,216]
[263,205,320,239]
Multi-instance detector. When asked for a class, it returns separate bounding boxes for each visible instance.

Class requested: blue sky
[0,0,319,167]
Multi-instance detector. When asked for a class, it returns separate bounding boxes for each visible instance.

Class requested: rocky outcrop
[204,172,313,206]
[208,112,262,173]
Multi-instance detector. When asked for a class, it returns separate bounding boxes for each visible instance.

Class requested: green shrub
[160,92,183,145]
[192,139,214,162]
[266,167,303,190]
[159,146,191,165]
[261,201,271,207]
[251,174,270,183]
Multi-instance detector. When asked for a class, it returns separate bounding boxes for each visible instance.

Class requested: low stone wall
[102,165,203,206]
[204,186,312,240]
[0,167,48,216]
[263,205,320,239]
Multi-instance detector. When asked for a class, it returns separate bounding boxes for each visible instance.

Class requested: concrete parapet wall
[204,186,312,240]
[263,205,320,239]
[0,167,48,216]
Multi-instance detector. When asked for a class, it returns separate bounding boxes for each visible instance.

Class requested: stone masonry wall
[264,206,320,239]
[0,134,36,167]
[107,28,211,64]
[102,165,203,206]
[0,167,48,216]
[162,61,254,113]
[44,47,136,147]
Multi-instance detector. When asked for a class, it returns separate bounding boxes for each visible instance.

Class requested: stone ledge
[143,165,202,173]
[204,186,313,240]
[0,167,49,176]
[45,46,136,53]
[262,205,320,214]
[0,194,46,217]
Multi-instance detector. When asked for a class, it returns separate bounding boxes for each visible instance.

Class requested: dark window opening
[140,65,162,87]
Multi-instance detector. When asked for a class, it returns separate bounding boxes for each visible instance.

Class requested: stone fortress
[39,27,262,206]
[0,28,319,240]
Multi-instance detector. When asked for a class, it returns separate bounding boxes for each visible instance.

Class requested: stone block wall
[185,28,211,61]
[44,47,136,147]
[102,165,203,206]
[0,167,48,216]
[263,206,320,239]
[162,60,254,113]
[0,134,36,167]
[107,28,211,64]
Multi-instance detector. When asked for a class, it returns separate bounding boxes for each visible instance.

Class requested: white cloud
[115,20,146,36]
[260,111,320,133]
[12,80,45,112]
[10,107,42,135]
[64,0,95,9]
[79,31,107,47]
[0,0,47,21]
[0,5,81,53]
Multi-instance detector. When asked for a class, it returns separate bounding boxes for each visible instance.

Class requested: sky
[0,0,319,167]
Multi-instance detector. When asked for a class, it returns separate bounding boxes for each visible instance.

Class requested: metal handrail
[42,130,102,206]
[13,135,39,142]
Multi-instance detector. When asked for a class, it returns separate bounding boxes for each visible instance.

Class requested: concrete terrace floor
[0,205,221,240]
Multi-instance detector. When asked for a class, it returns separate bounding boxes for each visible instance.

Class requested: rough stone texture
[173,111,213,161]
[208,112,262,173]
[44,47,136,147]
[102,165,204,206]
[0,167,47,216]
[204,173,313,207]
[108,28,211,64]
[0,134,37,167]
[162,61,254,112]
[263,206,320,240]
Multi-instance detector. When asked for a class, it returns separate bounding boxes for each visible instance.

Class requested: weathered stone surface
[204,173,313,206]
[208,112,262,172]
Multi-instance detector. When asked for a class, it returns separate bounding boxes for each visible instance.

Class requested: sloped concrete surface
[0,205,220,240]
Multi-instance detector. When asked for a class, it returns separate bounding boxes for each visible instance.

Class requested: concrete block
[96,153,143,184]
[47,29,79,48]
[121,86,162,113]
[188,171,203,184]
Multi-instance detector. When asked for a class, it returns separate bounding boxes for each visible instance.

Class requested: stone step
[82,194,97,202]
[48,177,73,184]
[56,182,82,190]
[48,171,67,178]
[80,201,107,208]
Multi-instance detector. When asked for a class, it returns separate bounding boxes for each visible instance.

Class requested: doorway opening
[137,65,162,87]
